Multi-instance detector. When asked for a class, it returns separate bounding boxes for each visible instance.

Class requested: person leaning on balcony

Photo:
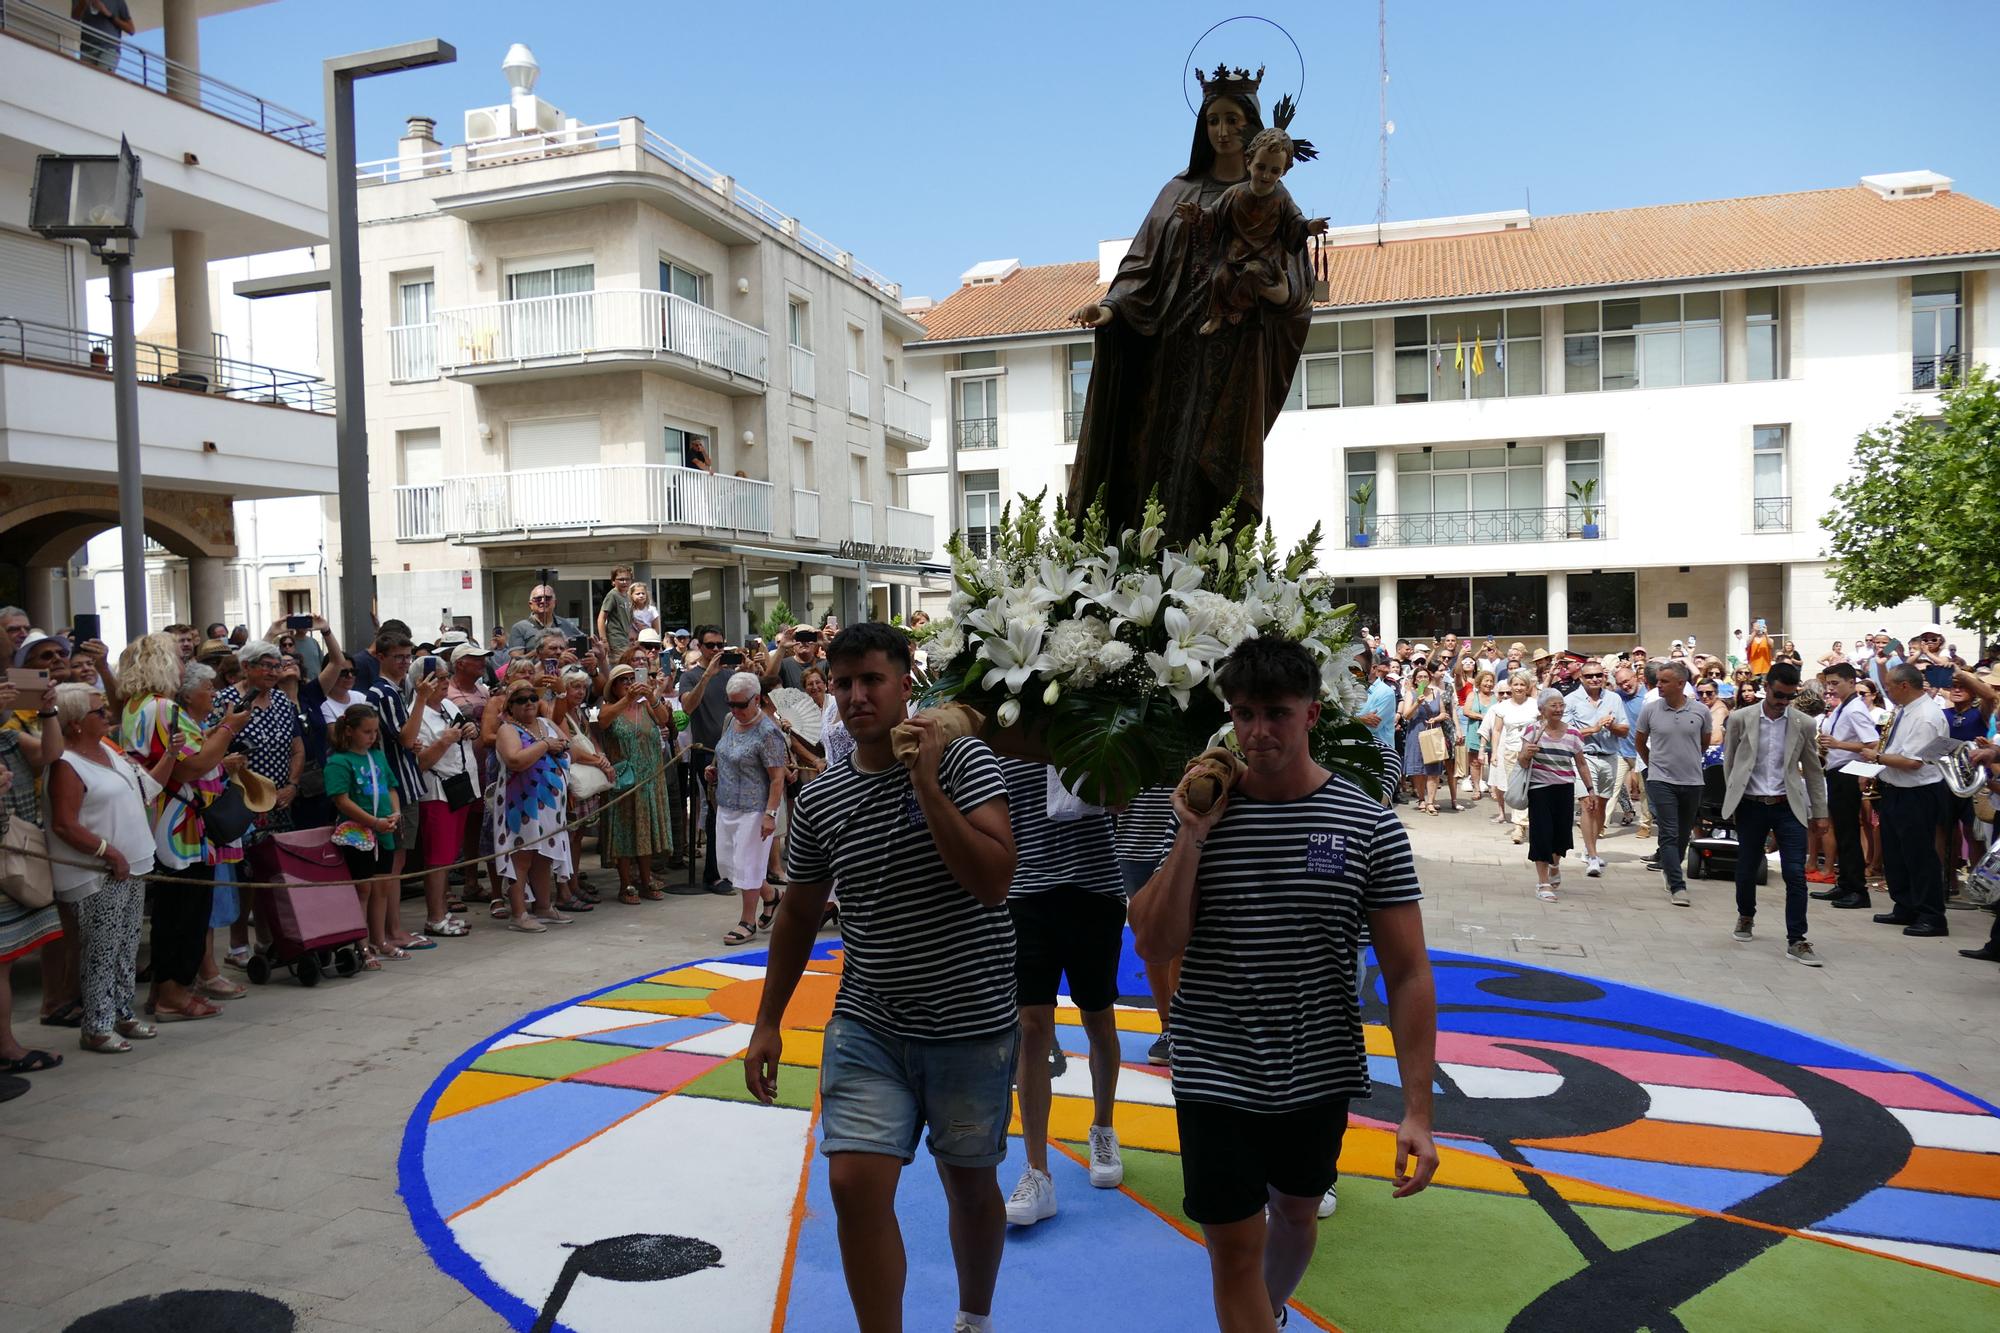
[507,587,582,656]
[73,0,134,73]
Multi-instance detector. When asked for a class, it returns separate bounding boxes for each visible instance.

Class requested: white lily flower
[978,613,1055,693]
[1138,525,1165,560]
[996,698,1021,728]
[1105,573,1165,636]
[1043,681,1061,705]
[1160,550,1205,596]
[1035,554,1090,607]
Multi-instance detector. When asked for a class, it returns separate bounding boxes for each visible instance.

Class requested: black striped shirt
[1000,759,1121,897]
[1112,785,1176,867]
[787,736,1015,1042]
[365,677,422,805]
[1157,774,1422,1111]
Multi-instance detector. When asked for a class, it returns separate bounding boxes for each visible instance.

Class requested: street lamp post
[324,39,456,645]
[29,138,147,631]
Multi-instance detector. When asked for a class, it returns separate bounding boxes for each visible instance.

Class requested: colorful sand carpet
[399,937,2000,1331]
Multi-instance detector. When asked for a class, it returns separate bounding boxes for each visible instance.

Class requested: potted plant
[1568,478,1601,539]
[1350,481,1375,547]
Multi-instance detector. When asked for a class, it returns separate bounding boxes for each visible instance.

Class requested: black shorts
[1008,886,1127,1011]
[1177,1097,1350,1226]
[340,843,396,881]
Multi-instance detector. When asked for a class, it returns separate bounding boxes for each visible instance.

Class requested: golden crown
[1194,62,1265,100]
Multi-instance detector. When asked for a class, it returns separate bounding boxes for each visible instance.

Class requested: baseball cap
[672,628,690,638]
[450,643,490,664]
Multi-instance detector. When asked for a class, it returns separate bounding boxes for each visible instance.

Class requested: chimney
[399,116,441,172]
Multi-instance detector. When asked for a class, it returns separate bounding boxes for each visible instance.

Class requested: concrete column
[24,566,65,633]
[1377,576,1398,646]
[1372,458,1397,543]
[189,555,228,630]
[171,229,213,367]
[162,0,200,103]
[1546,571,1569,652]
[1725,564,1751,642]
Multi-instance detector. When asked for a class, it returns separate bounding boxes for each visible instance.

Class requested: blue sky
[163,0,1999,301]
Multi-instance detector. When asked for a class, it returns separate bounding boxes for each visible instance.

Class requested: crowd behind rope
[0,581,863,1100]
[1347,621,2000,967]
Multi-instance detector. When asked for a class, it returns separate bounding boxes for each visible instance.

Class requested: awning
[681,540,950,580]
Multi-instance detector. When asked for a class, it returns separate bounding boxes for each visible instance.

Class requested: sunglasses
[1582,673,1605,680]
[531,595,554,604]
[337,668,355,678]
[1697,689,1717,697]
[729,698,759,711]
[508,694,537,706]
[87,705,112,719]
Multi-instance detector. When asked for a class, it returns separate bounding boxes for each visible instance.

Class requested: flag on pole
[1471,329,1486,377]
[1454,332,1463,373]
[1496,336,1507,373]
[1433,345,1441,371]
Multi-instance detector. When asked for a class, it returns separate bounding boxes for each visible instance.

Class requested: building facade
[353,47,940,644]
[0,0,334,640]
[906,173,2000,654]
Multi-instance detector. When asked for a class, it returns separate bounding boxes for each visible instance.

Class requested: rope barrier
[7,731,693,892]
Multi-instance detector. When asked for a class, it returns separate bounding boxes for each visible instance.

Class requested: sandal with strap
[619,888,642,906]
[723,920,758,946]
[115,1019,157,1040]
[1,1049,63,1073]
[38,1000,83,1029]
[1536,886,1559,902]
[757,891,782,930]
[641,886,667,902]
[81,1032,131,1055]
[424,917,470,937]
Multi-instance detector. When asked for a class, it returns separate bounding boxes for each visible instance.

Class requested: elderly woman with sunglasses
[47,684,158,1053]
[1695,678,1731,737]
[705,672,787,945]
[491,680,574,932]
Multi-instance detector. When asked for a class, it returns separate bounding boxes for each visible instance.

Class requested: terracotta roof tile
[914,185,2000,344]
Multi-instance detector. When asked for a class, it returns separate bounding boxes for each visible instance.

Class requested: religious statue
[1066,64,1323,547]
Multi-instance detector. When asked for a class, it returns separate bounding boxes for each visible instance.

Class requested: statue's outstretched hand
[1307,216,1330,236]
[1068,303,1113,328]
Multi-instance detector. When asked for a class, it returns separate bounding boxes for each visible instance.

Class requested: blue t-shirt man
[1364,676,1398,750]
[1617,687,1644,761]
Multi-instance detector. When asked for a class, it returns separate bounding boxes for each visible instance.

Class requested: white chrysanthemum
[1095,640,1134,673]
[1045,617,1111,685]
[1175,589,1257,648]
[928,619,964,662]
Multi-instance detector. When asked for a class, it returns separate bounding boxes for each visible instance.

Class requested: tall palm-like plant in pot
[1350,481,1375,547]
[1568,478,1601,539]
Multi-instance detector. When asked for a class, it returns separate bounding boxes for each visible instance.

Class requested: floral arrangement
[917,490,1389,806]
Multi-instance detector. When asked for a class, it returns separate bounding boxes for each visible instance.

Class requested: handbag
[1418,725,1449,767]
[563,713,610,801]
[0,818,55,910]
[200,779,256,845]
[1504,759,1532,811]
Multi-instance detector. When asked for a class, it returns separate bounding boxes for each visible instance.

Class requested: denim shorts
[818,1014,1020,1167]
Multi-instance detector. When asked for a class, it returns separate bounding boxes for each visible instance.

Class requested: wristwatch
[765,808,779,818]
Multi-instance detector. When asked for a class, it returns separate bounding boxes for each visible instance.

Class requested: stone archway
[0,478,238,628]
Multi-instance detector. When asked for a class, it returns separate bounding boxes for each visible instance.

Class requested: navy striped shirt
[1000,759,1121,897]
[1112,785,1176,867]
[787,736,1015,1042]
[1157,774,1422,1111]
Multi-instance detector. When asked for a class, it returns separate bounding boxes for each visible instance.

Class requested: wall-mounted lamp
[736,276,751,296]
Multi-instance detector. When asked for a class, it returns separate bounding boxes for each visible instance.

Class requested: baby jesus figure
[1177,126,1329,335]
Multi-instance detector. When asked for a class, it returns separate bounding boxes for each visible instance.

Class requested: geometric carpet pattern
[398,939,2000,1331]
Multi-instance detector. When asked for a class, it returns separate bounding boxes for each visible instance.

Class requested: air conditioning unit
[465,104,516,142]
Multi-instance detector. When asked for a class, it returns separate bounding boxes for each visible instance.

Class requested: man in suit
[1721,662,1830,965]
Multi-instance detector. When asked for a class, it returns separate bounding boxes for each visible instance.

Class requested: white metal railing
[794,487,820,540]
[850,499,873,543]
[1,0,323,151]
[847,369,870,419]
[882,385,932,442]
[885,506,934,554]
[439,465,771,537]
[354,120,618,184]
[434,290,768,383]
[789,343,815,399]
[388,324,438,382]
[0,314,332,411]
[394,484,444,540]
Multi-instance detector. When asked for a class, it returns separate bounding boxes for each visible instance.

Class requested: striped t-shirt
[1112,785,1176,868]
[1000,759,1121,897]
[786,736,1016,1042]
[1158,773,1423,1111]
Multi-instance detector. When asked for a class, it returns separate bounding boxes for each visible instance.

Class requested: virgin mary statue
[1065,66,1314,546]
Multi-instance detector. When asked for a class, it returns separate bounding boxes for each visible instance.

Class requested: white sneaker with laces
[1586,855,1604,878]
[1088,1124,1124,1188]
[1005,1166,1056,1225]
[1316,1181,1338,1218]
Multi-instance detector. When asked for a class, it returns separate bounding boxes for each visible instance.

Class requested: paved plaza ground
[2,806,1996,1331]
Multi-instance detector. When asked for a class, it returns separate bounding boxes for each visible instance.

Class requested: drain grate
[1510,939,1589,958]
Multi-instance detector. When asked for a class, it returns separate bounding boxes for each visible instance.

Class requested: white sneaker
[1316,1182,1338,1218]
[1586,855,1604,878]
[1088,1124,1124,1188]
[1005,1166,1056,1225]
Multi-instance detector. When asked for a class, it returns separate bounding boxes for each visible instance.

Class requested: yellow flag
[1454,331,1463,372]
[1472,329,1486,377]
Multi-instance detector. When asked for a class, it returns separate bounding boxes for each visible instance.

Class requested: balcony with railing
[436,465,771,540]
[883,385,932,444]
[847,369,870,419]
[789,344,815,399]
[395,484,444,541]
[1913,351,1966,391]
[955,417,998,450]
[1,316,332,411]
[885,506,935,554]
[1064,410,1084,443]
[1,0,324,151]
[851,499,874,543]
[388,324,438,383]
[793,488,820,540]
[1752,496,1792,533]
[433,290,768,392]
[1350,506,1609,548]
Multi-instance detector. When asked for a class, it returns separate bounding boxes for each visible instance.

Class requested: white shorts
[716,807,775,890]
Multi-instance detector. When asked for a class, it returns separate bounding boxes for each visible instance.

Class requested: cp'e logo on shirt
[1306,832,1348,877]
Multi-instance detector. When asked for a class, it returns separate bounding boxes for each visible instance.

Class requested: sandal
[723,920,758,946]
[377,945,411,961]
[757,891,782,930]
[81,1032,131,1055]
[425,917,470,937]
[399,936,439,950]
[641,887,667,902]
[1537,886,1559,902]
[489,899,511,920]
[1,1049,63,1073]
[557,897,595,913]
[114,1019,157,1040]
[198,976,247,1000]
[357,948,384,971]
[619,888,642,906]
[152,997,222,1021]
[38,1000,83,1029]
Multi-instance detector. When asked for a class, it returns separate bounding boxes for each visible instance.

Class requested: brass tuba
[1941,741,1990,798]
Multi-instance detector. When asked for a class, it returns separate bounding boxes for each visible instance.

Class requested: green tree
[1822,363,2000,634]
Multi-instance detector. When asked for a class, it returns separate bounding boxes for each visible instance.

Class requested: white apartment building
[356,47,940,643]
[907,173,2000,655]
[0,0,333,638]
